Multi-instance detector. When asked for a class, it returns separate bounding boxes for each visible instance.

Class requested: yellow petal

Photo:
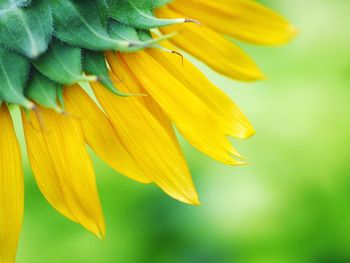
[169,0,297,45]
[64,85,151,184]
[91,75,199,205]
[105,52,181,146]
[156,6,263,81]
[145,45,255,139]
[0,104,24,263]
[121,51,243,165]
[22,107,105,238]
[105,53,204,200]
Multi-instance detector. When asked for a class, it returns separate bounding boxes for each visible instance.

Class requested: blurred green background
[15,0,350,262]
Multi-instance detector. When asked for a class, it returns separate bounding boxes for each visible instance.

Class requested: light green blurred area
[16,0,350,262]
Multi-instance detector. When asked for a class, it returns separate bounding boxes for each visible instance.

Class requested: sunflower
[0,0,295,261]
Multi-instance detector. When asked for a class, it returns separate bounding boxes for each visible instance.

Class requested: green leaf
[0,0,53,58]
[26,70,63,112]
[107,0,187,29]
[50,0,134,51]
[33,39,92,85]
[82,49,132,97]
[0,46,33,108]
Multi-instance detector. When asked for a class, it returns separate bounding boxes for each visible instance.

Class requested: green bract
[0,0,187,109]
[0,0,52,58]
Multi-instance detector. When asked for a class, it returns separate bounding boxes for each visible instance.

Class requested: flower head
[0,0,295,261]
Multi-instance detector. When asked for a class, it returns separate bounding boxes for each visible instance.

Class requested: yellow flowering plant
[0,0,295,261]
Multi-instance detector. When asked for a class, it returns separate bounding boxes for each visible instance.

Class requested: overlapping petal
[156,6,264,81]
[169,0,297,45]
[91,71,199,205]
[145,44,255,139]
[121,51,243,164]
[64,85,151,184]
[22,107,105,238]
[0,104,24,263]
[105,52,181,147]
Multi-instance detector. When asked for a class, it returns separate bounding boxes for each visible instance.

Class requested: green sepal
[152,0,172,8]
[137,30,153,41]
[51,0,133,51]
[0,0,31,9]
[109,22,177,52]
[107,0,187,29]
[33,39,92,85]
[109,22,141,42]
[95,0,109,27]
[25,70,63,112]
[0,46,33,109]
[82,49,133,97]
[137,30,183,58]
[56,85,65,110]
[0,0,53,58]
